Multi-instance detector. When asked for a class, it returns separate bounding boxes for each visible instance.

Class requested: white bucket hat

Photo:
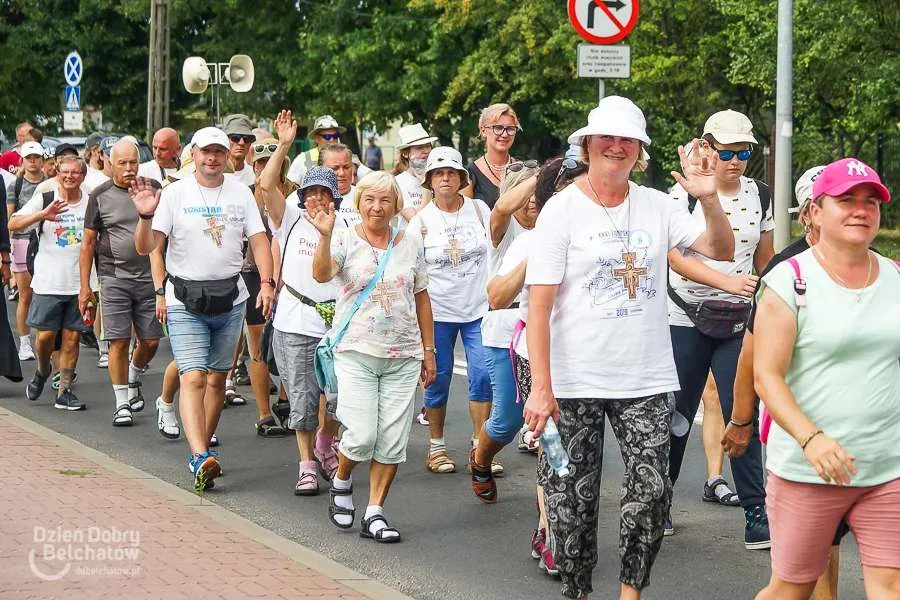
[791,165,826,214]
[568,96,651,146]
[422,146,469,190]
[703,110,758,145]
[397,123,438,150]
[310,115,346,135]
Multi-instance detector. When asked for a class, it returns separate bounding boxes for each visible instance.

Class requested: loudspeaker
[181,57,210,94]
[225,55,254,92]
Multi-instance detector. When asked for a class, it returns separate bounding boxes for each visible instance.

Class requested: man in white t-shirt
[320,143,359,226]
[9,156,96,411]
[132,126,275,492]
[137,127,181,185]
[666,109,775,550]
[287,115,345,185]
[221,114,256,187]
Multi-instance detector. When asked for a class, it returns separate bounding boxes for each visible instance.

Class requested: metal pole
[773,0,793,251]
[598,79,605,102]
[145,0,156,140]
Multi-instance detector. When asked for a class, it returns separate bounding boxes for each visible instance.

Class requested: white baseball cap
[397,123,438,149]
[792,165,826,214]
[703,110,758,145]
[190,127,230,150]
[422,146,469,190]
[568,96,651,146]
[18,141,45,158]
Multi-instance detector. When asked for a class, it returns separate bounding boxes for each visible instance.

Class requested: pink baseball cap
[812,158,891,203]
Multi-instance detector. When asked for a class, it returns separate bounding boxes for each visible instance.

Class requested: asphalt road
[1,299,865,599]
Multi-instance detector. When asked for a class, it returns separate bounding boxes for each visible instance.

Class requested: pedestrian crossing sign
[65,86,80,112]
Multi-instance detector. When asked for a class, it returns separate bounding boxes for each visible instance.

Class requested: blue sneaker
[189,451,221,492]
[26,371,50,401]
[744,504,771,550]
[54,389,85,411]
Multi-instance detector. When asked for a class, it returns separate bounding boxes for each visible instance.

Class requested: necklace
[483,155,510,183]
[197,180,225,248]
[812,246,873,303]
[586,178,646,301]
[436,196,464,267]
[586,177,632,252]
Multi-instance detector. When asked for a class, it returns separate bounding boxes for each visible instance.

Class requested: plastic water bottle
[541,418,570,477]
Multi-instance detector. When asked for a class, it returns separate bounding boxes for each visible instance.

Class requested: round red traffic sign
[567,0,639,45]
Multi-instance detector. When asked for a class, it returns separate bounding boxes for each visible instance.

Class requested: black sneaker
[744,504,771,550]
[54,389,86,411]
[663,511,674,536]
[26,371,50,401]
[80,330,99,350]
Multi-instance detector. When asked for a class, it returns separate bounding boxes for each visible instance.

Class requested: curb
[0,408,415,600]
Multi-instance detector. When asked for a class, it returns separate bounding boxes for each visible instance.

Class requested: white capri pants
[334,350,421,464]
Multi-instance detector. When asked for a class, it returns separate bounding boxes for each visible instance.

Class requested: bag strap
[327,227,398,348]
[785,257,807,307]
[754,179,771,218]
[268,211,302,320]
[14,175,23,203]
[471,198,488,232]
[37,191,55,236]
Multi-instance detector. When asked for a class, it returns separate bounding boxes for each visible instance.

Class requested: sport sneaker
[156,397,180,439]
[530,528,546,559]
[744,504,771,550]
[233,362,250,385]
[18,338,35,361]
[189,451,221,491]
[416,407,429,426]
[55,389,85,411]
[7,286,18,301]
[26,371,50,401]
[517,426,539,453]
[51,371,78,391]
[663,512,675,536]
[539,541,559,577]
[209,432,219,447]
[80,330,99,350]
[97,353,109,368]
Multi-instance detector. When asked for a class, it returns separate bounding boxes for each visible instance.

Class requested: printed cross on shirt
[444,237,462,267]
[203,216,225,248]
[370,281,399,317]
[613,251,647,300]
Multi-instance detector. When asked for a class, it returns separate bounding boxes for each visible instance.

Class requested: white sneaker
[97,353,109,368]
[156,397,180,440]
[517,426,539,453]
[18,338,35,361]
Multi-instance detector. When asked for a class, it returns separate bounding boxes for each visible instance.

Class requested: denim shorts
[167,302,245,374]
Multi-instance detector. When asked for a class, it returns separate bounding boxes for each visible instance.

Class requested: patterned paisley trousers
[534,387,673,598]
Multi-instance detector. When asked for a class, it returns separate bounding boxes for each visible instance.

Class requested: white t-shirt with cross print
[525,181,704,399]
[408,196,491,323]
[152,175,265,308]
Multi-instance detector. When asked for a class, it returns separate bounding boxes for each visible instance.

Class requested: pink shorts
[10,237,30,273]
[767,473,900,583]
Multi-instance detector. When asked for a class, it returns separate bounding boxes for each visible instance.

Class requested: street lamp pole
[773,0,793,251]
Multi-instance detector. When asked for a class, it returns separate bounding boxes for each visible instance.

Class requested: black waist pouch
[170,275,239,316]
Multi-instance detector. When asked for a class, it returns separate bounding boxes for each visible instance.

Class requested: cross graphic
[203,216,225,247]
[444,238,462,267]
[612,251,647,300]
[370,281,399,317]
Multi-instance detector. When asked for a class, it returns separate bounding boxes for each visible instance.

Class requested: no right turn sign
[567,0,639,45]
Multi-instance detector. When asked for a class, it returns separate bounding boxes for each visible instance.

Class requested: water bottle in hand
[541,418,570,477]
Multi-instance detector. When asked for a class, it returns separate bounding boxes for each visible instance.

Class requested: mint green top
[758,249,900,487]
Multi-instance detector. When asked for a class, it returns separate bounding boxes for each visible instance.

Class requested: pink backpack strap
[759,405,772,445]
[786,257,807,307]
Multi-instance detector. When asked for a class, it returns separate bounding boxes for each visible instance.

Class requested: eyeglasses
[319,133,340,141]
[553,158,580,189]
[488,125,518,137]
[253,143,278,154]
[228,134,255,144]
[714,148,752,161]
[506,160,539,174]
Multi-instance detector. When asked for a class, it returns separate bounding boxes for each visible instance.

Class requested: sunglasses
[253,143,278,154]
[714,147,752,161]
[553,158,581,189]
[488,125,517,137]
[229,134,255,144]
[506,160,539,174]
[319,132,340,141]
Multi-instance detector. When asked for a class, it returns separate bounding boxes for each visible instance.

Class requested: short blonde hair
[354,170,403,214]
[479,103,519,130]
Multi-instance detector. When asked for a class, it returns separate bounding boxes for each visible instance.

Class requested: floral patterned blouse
[330,226,429,359]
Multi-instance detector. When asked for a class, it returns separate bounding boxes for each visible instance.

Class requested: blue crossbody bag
[314,227,398,393]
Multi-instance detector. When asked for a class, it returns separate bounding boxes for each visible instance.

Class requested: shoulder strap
[14,175,24,202]
[754,179,771,217]
[37,191,55,236]
[686,194,699,214]
[471,198,488,231]
[328,227,398,348]
[785,257,807,307]
[666,275,693,313]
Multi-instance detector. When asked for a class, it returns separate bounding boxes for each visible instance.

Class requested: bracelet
[423,346,437,356]
[1,260,11,265]
[139,213,154,220]
[729,418,753,428]
[800,429,824,450]
[261,278,276,287]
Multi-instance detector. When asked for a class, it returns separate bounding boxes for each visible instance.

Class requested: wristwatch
[424,346,437,356]
[155,287,165,297]
[261,277,276,287]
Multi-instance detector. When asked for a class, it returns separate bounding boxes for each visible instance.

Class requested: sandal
[255,416,287,438]
[469,448,497,504]
[225,386,247,407]
[360,514,402,544]
[426,449,456,474]
[128,381,145,412]
[328,483,355,529]
[112,405,134,427]
[703,476,741,506]
[294,462,319,496]
[315,439,339,481]
[271,400,291,429]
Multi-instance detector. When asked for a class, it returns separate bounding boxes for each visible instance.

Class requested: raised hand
[42,198,70,221]
[129,177,162,217]
[671,138,718,200]
[274,109,298,146]
[304,200,336,236]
